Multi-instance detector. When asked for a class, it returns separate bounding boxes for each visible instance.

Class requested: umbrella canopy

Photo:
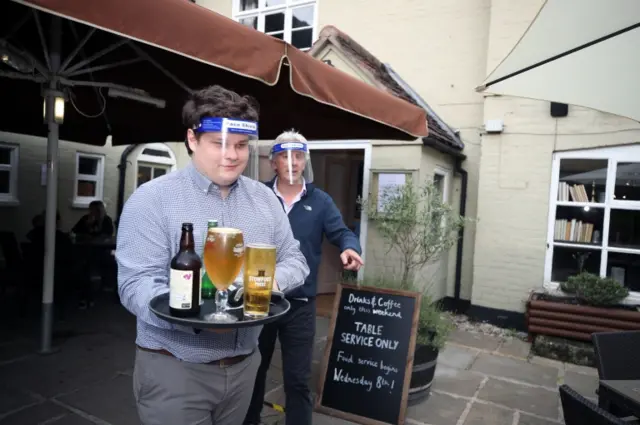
[1,0,428,145]
[1,0,428,355]
[476,0,640,122]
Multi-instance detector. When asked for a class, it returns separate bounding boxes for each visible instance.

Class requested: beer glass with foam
[204,227,244,323]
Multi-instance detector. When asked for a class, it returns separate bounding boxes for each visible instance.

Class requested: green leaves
[357,179,468,350]
[360,179,467,284]
[561,272,629,306]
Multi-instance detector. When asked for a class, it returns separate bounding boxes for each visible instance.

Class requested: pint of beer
[203,228,245,291]
[243,243,277,318]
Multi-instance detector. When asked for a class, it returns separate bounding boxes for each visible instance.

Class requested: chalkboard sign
[315,284,421,425]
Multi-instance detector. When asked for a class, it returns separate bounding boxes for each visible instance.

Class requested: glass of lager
[243,243,277,319]
[204,227,245,323]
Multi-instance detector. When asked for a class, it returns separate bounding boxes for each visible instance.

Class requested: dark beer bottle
[169,223,202,317]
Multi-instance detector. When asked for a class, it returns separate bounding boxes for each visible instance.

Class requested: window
[137,164,170,187]
[135,143,176,189]
[233,0,317,51]
[433,166,450,204]
[0,143,19,204]
[74,152,104,207]
[545,144,640,301]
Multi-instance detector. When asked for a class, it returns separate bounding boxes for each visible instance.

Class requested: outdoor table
[599,379,640,418]
[72,236,116,251]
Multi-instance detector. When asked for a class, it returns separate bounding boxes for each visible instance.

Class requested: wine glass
[203,227,244,323]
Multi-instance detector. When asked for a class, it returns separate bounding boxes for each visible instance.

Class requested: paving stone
[314,339,328,363]
[439,344,477,370]
[265,385,286,406]
[406,391,468,425]
[56,374,138,425]
[448,329,502,351]
[0,339,38,363]
[471,353,558,387]
[477,378,559,419]
[47,412,96,424]
[266,367,283,392]
[462,402,513,425]
[564,363,598,377]
[261,411,284,425]
[316,317,331,339]
[0,385,41,416]
[0,333,133,398]
[496,338,531,359]
[519,412,561,425]
[433,366,485,397]
[563,370,598,400]
[271,348,283,369]
[0,402,67,425]
[529,356,563,371]
[312,411,358,424]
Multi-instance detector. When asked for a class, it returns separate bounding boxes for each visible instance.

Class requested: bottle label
[169,268,194,309]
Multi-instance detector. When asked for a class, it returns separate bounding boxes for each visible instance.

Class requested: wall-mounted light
[42,89,67,124]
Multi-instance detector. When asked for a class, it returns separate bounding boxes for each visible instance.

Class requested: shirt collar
[187,161,239,193]
[273,177,306,198]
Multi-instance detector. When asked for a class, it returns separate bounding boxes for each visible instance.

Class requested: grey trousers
[133,348,261,425]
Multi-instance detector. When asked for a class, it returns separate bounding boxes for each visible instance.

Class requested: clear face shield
[193,117,260,180]
[269,141,314,185]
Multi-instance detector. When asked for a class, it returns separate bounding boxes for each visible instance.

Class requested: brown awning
[1,0,427,145]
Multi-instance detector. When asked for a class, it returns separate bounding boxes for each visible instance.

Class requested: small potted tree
[358,179,466,404]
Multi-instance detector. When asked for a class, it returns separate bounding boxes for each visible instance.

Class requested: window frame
[433,165,451,204]
[232,0,318,51]
[0,142,19,205]
[73,152,105,208]
[134,143,177,191]
[544,144,640,304]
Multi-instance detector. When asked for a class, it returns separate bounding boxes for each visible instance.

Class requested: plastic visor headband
[271,142,308,154]
[193,117,259,138]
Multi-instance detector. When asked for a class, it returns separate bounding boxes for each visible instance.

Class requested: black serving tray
[149,292,290,329]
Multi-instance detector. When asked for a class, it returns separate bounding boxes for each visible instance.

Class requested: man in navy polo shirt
[244,130,363,425]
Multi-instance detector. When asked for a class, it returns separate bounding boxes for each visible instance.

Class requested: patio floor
[0,300,598,425]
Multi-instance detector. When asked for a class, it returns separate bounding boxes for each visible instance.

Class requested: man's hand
[340,249,364,271]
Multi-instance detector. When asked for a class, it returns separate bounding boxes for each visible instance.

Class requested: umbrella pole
[39,16,62,355]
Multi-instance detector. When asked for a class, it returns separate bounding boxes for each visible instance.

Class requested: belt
[136,345,252,366]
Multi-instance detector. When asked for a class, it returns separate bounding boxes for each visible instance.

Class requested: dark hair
[89,200,103,209]
[182,85,260,155]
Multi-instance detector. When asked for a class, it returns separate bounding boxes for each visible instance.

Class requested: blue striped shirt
[116,162,309,363]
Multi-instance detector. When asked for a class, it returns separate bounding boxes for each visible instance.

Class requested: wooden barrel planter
[407,343,439,406]
[526,293,640,342]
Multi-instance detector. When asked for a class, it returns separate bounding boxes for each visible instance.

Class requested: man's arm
[323,193,362,254]
[115,184,195,333]
[268,192,309,293]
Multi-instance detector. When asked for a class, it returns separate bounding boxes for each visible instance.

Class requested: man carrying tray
[244,130,363,425]
[116,85,309,425]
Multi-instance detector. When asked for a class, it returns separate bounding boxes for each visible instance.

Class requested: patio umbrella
[1,0,428,354]
[476,0,640,122]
